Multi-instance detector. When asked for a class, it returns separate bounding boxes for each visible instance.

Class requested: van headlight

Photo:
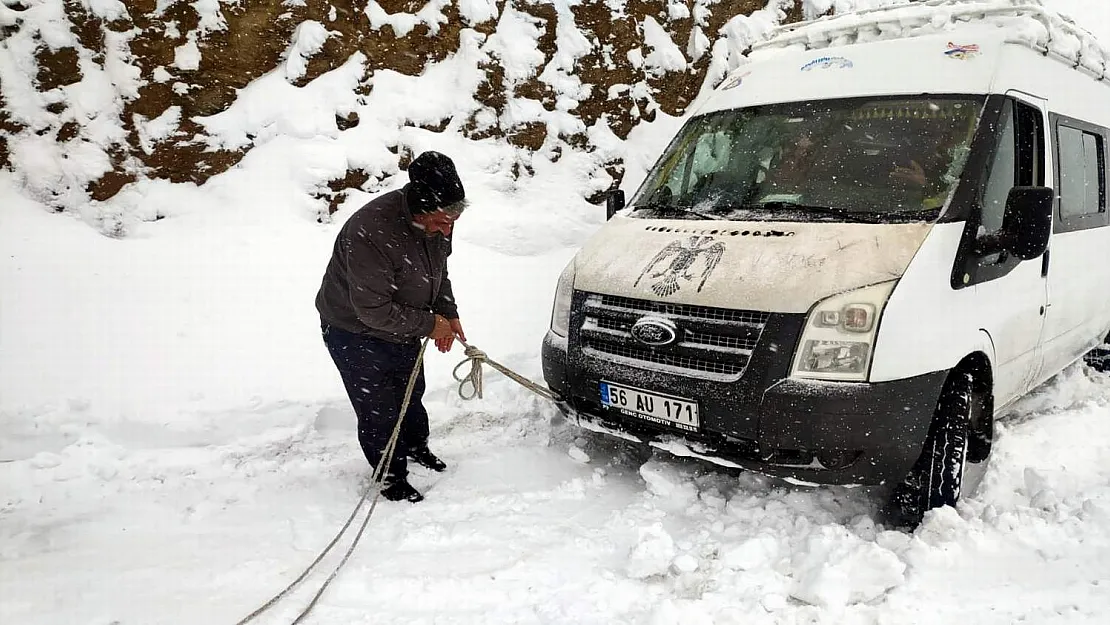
[550,260,576,337]
[791,281,897,382]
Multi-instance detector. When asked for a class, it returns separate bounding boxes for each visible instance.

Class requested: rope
[236,338,555,624]
[236,339,430,625]
[452,340,556,403]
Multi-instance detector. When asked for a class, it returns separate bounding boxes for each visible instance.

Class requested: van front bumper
[543,331,946,486]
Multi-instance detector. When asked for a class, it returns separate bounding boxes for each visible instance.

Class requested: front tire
[885,371,978,528]
[1085,338,1110,373]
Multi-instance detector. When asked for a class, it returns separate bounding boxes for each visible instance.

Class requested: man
[316,151,467,503]
[765,129,818,189]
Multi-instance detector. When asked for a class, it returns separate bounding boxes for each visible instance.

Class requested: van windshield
[628,96,986,223]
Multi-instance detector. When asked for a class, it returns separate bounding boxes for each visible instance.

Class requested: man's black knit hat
[405,151,466,215]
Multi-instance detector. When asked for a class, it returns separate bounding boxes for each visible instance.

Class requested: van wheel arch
[958,352,995,463]
[883,354,994,528]
[1084,333,1110,373]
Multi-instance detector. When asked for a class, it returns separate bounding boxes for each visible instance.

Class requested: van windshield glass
[628,96,985,223]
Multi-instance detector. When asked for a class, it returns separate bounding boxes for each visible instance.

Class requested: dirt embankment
[2,1,806,209]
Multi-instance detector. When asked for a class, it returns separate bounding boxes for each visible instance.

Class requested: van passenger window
[979,100,1044,238]
[980,105,1016,235]
[1015,103,1045,186]
[1058,125,1105,218]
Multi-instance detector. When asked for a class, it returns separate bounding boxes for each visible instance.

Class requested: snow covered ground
[4,1,1110,624]
[5,160,1110,625]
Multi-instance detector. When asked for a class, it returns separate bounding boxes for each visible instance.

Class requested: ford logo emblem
[630,316,678,347]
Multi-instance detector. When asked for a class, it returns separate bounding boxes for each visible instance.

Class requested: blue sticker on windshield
[800,56,854,71]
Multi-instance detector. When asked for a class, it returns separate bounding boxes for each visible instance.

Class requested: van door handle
[1041,249,1051,277]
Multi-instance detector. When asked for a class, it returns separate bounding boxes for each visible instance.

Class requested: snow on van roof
[751,0,1110,82]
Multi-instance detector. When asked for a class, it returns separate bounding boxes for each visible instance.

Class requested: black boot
[381,476,424,503]
[407,446,447,472]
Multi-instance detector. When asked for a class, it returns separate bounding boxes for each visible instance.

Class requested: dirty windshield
[629,96,985,223]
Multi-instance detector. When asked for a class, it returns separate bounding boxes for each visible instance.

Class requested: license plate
[599,381,700,432]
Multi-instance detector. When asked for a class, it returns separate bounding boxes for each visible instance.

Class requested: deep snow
[4,1,1110,624]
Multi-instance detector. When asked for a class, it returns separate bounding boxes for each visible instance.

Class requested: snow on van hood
[572,216,933,314]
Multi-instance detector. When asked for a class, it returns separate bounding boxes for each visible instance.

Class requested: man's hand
[434,318,467,353]
[429,315,454,342]
[890,160,927,187]
[449,318,466,342]
[430,316,466,353]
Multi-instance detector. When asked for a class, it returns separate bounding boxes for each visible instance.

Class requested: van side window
[980,105,1016,236]
[979,100,1044,238]
[1014,101,1045,187]
[1057,125,1105,218]
[954,96,1047,288]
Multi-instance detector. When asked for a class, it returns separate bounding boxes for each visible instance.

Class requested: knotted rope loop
[453,340,555,403]
[452,344,487,400]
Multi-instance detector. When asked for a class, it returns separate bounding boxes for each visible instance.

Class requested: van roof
[752,0,1109,79]
[698,0,1110,116]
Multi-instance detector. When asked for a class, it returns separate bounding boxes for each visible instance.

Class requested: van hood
[572,216,933,314]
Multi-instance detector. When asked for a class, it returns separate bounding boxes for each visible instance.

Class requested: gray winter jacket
[316,189,458,342]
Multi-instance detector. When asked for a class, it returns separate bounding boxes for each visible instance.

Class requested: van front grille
[596,293,768,325]
[577,292,769,381]
[582,337,746,377]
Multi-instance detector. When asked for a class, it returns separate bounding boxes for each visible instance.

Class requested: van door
[1038,114,1110,380]
[954,94,1049,407]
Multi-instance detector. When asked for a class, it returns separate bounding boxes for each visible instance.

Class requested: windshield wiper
[634,202,729,221]
[884,207,943,222]
[741,201,886,224]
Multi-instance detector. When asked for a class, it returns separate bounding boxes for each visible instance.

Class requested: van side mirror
[606,189,626,220]
[1000,186,1054,261]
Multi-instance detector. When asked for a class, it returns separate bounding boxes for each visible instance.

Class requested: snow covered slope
[0,0,792,225]
[3,1,1110,624]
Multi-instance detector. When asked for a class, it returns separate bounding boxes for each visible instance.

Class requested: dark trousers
[322,323,428,479]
